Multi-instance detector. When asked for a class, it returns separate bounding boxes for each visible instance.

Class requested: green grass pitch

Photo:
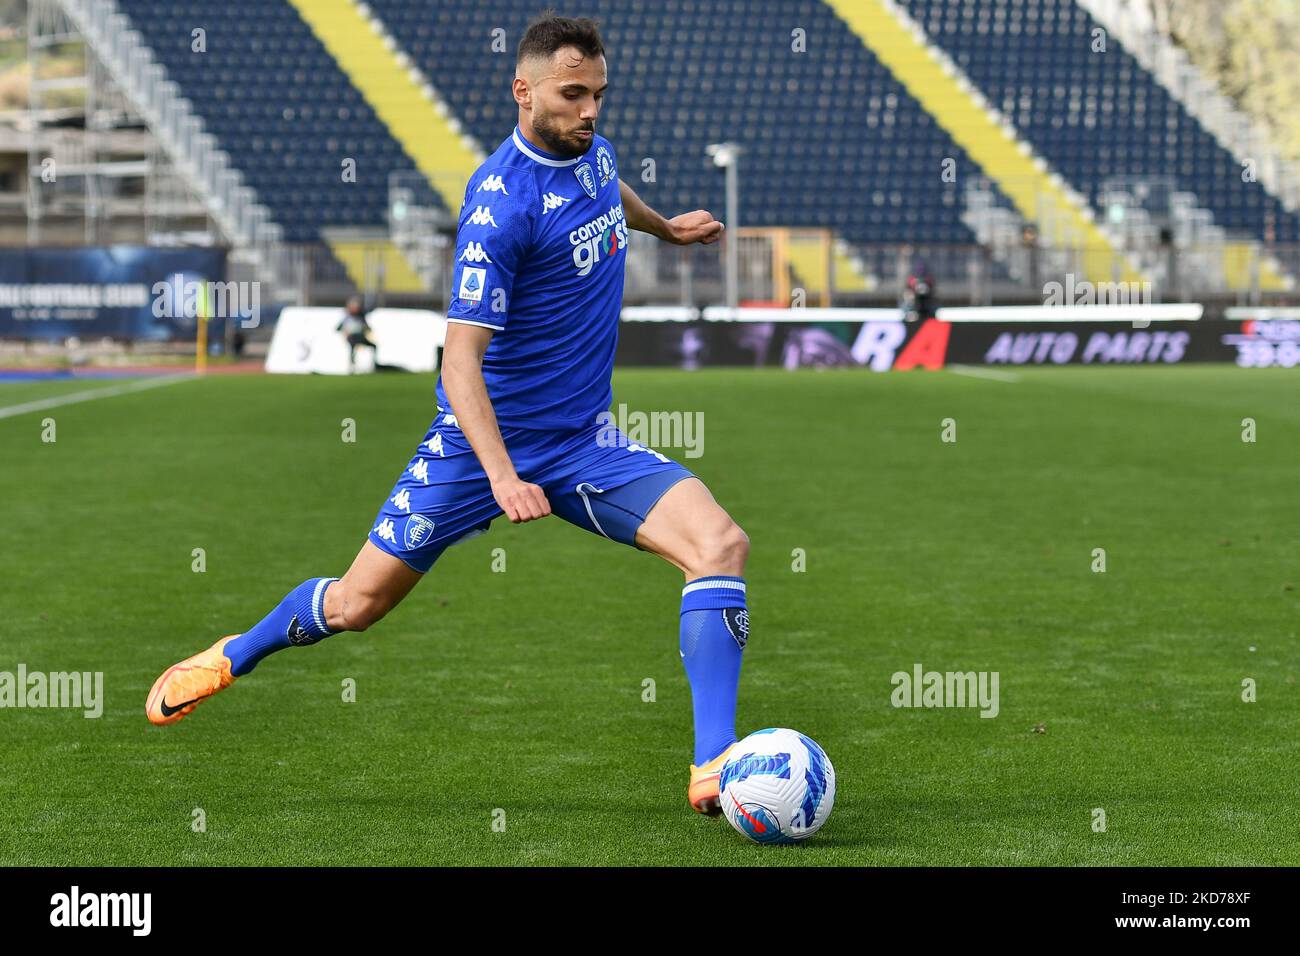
[0,365,1295,865]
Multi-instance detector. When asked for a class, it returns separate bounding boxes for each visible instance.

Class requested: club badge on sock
[287,615,319,646]
[722,608,749,650]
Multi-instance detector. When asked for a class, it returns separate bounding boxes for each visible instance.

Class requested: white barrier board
[266,307,446,374]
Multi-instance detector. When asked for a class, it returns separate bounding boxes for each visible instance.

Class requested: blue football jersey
[436,126,630,429]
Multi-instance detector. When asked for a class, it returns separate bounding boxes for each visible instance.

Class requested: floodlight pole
[707,143,742,316]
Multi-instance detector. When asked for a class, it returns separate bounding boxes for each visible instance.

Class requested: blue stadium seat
[365,0,1008,247]
[898,0,1299,241]
[116,0,439,244]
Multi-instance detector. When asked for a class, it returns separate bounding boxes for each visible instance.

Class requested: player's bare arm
[619,179,724,245]
[440,322,551,523]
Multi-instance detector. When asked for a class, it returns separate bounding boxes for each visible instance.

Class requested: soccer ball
[719,728,835,844]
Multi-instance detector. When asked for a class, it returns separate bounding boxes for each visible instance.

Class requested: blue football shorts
[367,409,695,573]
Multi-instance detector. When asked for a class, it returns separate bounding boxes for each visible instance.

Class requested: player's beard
[532,109,593,158]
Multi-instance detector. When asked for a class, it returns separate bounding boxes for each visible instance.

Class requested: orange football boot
[688,740,740,815]
[145,635,239,726]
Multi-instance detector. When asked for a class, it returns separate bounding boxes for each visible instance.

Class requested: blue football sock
[679,575,747,766]
[224,577,339,677]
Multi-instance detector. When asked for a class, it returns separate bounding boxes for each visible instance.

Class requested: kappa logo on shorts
[722,608,749,650]
[404,514,437,549]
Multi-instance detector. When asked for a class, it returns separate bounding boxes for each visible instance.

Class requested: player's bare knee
[720,522,750,573]
[688,521,749,577]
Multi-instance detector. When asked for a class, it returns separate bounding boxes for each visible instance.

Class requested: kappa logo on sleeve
[459,243,493,264]
[476,174,508,195]
[467,205,498,227]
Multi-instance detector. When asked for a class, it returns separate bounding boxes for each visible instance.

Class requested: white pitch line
[0,373,194,420]
[947,364,1021,383]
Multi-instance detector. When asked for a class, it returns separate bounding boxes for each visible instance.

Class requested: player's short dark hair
[517,11,604,66]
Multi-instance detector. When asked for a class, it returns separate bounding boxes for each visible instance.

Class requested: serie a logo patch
[458,266,485,304]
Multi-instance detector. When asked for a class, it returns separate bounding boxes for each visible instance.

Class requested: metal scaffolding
[25,0,208,246]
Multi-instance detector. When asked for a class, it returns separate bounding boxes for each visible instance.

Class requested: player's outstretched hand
[667,210,724,245]
[492,477,552,523]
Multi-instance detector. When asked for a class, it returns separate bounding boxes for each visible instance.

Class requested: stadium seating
[110,0,1297,287]
[115,0,441,244]
[367,0,1008,247]
[897,0,1300,242]
[117,0,1021,256]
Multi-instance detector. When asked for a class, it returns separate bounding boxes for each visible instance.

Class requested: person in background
[902,256,937,323]
[337,294,376,372]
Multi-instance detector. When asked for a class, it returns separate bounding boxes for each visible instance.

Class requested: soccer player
[146,14,749,815]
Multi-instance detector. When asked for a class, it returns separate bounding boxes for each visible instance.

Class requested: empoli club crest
[575,162,597,199]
